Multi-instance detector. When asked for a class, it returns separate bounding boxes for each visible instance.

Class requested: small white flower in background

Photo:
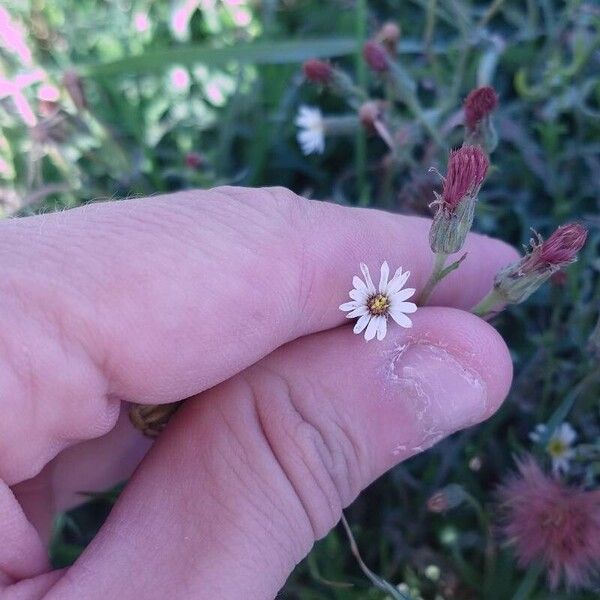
[530,422,577,475]
[339,261,417,341]
[295,105,325,155]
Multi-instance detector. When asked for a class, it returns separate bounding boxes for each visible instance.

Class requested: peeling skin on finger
[381,340,489,456]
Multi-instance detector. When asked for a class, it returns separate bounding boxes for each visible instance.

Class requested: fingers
[0,187,516,483]
[46,308,511,600]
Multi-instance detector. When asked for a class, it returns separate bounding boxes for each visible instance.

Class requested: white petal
[378,261,389,293]
[352,276,367,292]
[360,263,376,293]
[391,301,417,314]
[387,269,411,294]
[364,315,380,341]
[559,423,577,444]
[349,288,368,302]
[376,316,387,340]
[390,287,416,303]
[353,313,371,334]
[390,311,413,328]
[339,301,359,312]
[346,306,368,318]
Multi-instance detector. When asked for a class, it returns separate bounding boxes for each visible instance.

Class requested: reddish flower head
[185,152,204,169]
[302,59,333,84]
[441,145,489,211]
[376,22,401,53]
[498,457,600,590]
[363,41,389,72]
[523,223,587,273]
[464,86,498,130]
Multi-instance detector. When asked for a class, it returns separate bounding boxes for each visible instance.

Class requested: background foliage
[1,1,599,598]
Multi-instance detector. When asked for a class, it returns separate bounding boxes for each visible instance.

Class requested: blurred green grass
[1,1,599,598]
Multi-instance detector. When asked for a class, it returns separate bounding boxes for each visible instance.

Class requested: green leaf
[83,38,358,77]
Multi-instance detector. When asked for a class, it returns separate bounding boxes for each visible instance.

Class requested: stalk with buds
[419,145,489,304]
[472,223,588,316]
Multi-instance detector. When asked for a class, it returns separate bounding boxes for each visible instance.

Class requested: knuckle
[249,367,368,539]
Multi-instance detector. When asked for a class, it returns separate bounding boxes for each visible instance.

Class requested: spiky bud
[429,145,489,254]
[494,223,587,304]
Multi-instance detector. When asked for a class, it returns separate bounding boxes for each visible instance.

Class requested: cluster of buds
[464,86,498,153]
[493,224,588,304]
[429,145,489,254]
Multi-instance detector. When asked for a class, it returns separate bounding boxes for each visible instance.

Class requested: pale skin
[0,186,517,599]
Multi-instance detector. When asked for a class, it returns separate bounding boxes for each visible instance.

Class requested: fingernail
[388,342,488,439]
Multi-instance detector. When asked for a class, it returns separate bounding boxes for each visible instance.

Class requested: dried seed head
[464,86,498,131]
[363,40,389,72]
[302,59,334,84]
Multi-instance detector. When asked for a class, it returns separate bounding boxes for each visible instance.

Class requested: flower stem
[418,252,447,305]
[471,287,504,317]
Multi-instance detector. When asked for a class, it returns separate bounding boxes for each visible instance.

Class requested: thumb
[45,308,512,600]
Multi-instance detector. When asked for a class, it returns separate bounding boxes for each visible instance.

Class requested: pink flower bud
[493,223,587,304]
[464,86,498,131]
[534,223,587,269]
[427,484,466,513]
[428,146,489,254]
[363,41,389,72]
[441,145,489,211]
[376,22,401,54]
[302,59,333,84]
[185,152,204,169]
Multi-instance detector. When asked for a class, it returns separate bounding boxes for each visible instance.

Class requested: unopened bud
[363,40,389,72]
[376,22,401,55]
[427,484,467,513]
[494,223,587,304]
[302,59,333,84]
[464,86,499,153]
[358,100,382,128]
[185,151,204,169]
[429,145,489,254]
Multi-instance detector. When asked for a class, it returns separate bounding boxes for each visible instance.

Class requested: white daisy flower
[530,422,577,475]
[295,105,325,155]
[339,261,417,341]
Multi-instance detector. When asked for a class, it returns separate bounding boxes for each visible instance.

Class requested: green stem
[340,514,412,600]
[471,288,504,317]
[354,0,369,205]
[510,563,543,600]
[418,252,447,305]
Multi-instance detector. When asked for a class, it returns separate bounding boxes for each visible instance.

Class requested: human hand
[0,187,516,599]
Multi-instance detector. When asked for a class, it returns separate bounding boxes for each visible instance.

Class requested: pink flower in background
[170,0,200,40]
[0,7,32,66]
[170,67,190,92]
[498,457,600,590]
[133,11,151,33]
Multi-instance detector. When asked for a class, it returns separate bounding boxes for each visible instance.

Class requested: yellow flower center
[547,438,567,458]
[368,293,390,316]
